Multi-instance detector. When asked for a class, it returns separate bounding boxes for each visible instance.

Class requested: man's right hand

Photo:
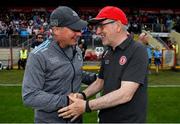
[68,93,84,105]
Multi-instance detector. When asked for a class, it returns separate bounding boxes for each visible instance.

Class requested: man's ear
[52,27,59,35]
[116,20,122,32]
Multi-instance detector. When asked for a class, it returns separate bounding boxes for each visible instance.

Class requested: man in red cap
[58,6,148,123]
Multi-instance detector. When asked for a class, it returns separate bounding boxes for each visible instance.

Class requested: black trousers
[18,59,27,69]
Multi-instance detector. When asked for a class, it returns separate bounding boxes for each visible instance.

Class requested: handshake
[58,71,97,122]
[58,92,91,122]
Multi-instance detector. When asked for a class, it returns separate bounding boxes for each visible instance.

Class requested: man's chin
[71,42,77,46]
[73,42,78,45]
[102,41,107,46]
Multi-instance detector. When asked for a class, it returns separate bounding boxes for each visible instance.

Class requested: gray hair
[106,19,128,31]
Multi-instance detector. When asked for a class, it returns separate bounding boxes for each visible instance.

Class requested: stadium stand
[0,6,180,69]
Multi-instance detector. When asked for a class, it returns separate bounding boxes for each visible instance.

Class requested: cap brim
[88,18,106,24]
[68,19,87,31]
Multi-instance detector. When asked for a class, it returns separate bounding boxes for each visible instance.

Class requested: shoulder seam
[32,40,51,54]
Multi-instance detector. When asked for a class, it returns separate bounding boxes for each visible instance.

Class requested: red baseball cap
[88,6,128,25]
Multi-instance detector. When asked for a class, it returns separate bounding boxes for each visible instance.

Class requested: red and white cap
[88,6,128,25]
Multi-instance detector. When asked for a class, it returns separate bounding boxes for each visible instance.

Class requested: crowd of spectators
[0,8,180,48]
[0,9,51,47]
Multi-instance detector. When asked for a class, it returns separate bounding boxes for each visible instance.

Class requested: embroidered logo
[50,19,59,26]
[119,56,127,65]
[49,57,59,64]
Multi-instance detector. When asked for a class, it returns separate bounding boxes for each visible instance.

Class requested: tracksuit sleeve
[22,53,68,112]
[82,71,97,85]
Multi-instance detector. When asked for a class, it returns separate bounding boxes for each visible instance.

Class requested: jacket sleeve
[82,71,97,85]
[22,53,68,112]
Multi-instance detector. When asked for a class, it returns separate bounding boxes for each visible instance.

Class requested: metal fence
[0,34,35,48]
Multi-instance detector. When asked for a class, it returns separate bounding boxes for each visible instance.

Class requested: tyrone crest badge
[119,56,127,65]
